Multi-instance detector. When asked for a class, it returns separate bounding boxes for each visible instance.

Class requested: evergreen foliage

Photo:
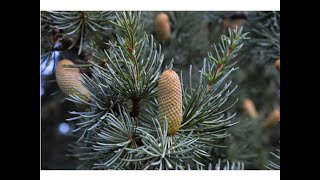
[41,11,280,170]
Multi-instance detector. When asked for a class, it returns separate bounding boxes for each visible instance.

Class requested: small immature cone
[55,59,90,102]
[223,19,244,29]
[156,12,171,44]
[243,98,258,119]
[275,59,280,72]
[157,70,182,136]
[264,109,280,128]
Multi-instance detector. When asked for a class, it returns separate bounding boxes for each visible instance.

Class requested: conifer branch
[265,148,280,170]
[105,12,164,118]
[48,11,251,170]
[45,11,114,54]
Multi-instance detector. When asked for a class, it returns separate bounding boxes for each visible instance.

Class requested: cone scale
[157,70,182,136]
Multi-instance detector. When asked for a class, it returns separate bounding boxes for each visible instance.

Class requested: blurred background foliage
[41,11,279,169]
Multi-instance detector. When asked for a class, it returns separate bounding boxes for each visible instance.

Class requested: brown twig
[207,64,224,92]
[130,98,140,118]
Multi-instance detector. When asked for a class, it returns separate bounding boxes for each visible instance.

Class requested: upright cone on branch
[222,13,247,30]
[243,98,258,119]
[157,70,182,136]
[275,59,280,72]
[264,109,280,128]
[223,19,244,29]
[55,59,90,103]
[156,12,171,44]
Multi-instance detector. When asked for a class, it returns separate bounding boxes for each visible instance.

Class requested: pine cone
[223,19,244,29]
[243,98,258,119]
[156,12,171,44]
[157,70,182,136]
[55,59,90,102]
[275,59,280,72]
[264,109,280,128]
